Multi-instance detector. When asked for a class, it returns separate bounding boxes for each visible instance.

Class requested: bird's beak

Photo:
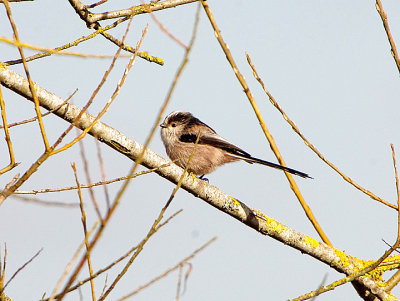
[160,123,167,128]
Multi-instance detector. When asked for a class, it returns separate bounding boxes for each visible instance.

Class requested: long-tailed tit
[160,111,311,179]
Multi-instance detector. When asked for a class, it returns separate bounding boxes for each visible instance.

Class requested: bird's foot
[198,174,209,183]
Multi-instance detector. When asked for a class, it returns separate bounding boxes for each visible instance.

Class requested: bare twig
[96,8,201,298]
[56,21,147,300]
[375,0,400,74]
[0,11,129,205]
[3,17,157,66]
[246,53,397,211]
[0,0,34,2]
[11,195,80,208]
[116,237,216,301]
[78,139,102,221]
[0,91,74,129]
[88,0,199,23]
[142,0,188,49]
[84,0,108,9]
[72,163,96,301]
[175,264,183,301]
[3,0,49,150]
[0,84,18,175]
[45,212,182,300]
[48,222,99,301]
[2,249,42,292]
[51,22,142,156]
[67,0,164,64]
[291,145,400,300]
[201,0,331,246]
[0,36,131,60]
[95,140,111,209]
[1,61,396,301]
[14,162,176,195]
[0,244,7,301]
[386,145,400,291]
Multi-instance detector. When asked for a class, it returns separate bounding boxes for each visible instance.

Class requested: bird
[160,111,311,179]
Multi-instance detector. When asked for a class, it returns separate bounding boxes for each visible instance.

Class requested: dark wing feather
[178,133,312,179]
[179,133,251,157]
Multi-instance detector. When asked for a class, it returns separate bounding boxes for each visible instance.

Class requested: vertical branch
[2,0,50,150]
[0,245,7,300]
[175,264,183,301]
[245,53,397,211]
[376,0,400,74]
[56,21,147,300]
[71,163,96,301]
[97,8,202,294]
[292,145,400,300]
[385,144,400,292]
[78,138,103,221]
[95,140,111,209]
[200,0,332,246]
[0,85,18,174]
[48,222,99,301]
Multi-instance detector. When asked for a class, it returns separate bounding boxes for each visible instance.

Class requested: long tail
[243,156,312,179]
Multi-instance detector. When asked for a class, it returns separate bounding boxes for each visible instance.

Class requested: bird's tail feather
[233,154,312,179]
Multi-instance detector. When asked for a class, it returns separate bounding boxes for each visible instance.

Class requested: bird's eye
[171,122,176,127]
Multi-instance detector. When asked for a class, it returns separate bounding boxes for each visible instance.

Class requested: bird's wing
[179,132,251,158]
[179,132,312,179]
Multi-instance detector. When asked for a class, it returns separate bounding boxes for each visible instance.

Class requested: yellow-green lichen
[265,216,286,234]
[251,209,285,233]
[334,249,353,269]
[304,235,320,249]
[228,196,241,206]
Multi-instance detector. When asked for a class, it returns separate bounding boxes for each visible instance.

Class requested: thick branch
[88,0,199,23]
[0,67,396,301]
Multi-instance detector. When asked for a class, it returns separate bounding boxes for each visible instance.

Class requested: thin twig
[95,139,111,209]
[116,237,216,301]
[78,138,102,221]
[141,0,188,49]
[0,91,75,129]
[0,244,7,301]
[45,211,182,301]
[3,0,49,150]
[201,0,331,246]
[98,119,201,300]
[48,222,99,301]
[88,0,199,23]
[375,0,400,74]
[96,9,201,298]
[385,145,400,291]
[72,163,96,301]
[0,84,18,175]
[3,18,145,66]
[0,36,131,60]
[175,264,183,301]
[0,12,129,205]
[2,249,42,292]
[51,23,142,156]
[84,0,108,9]
[14,161,177,195]
[11,195,80,207]
[291,145,400,300]
[56,20,146,300]
[246,53,397,211]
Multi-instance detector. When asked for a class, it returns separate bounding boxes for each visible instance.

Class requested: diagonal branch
[200,0,331,246]
[87,0,199,23]
[376,0,400,74]
[0,66,396,301]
